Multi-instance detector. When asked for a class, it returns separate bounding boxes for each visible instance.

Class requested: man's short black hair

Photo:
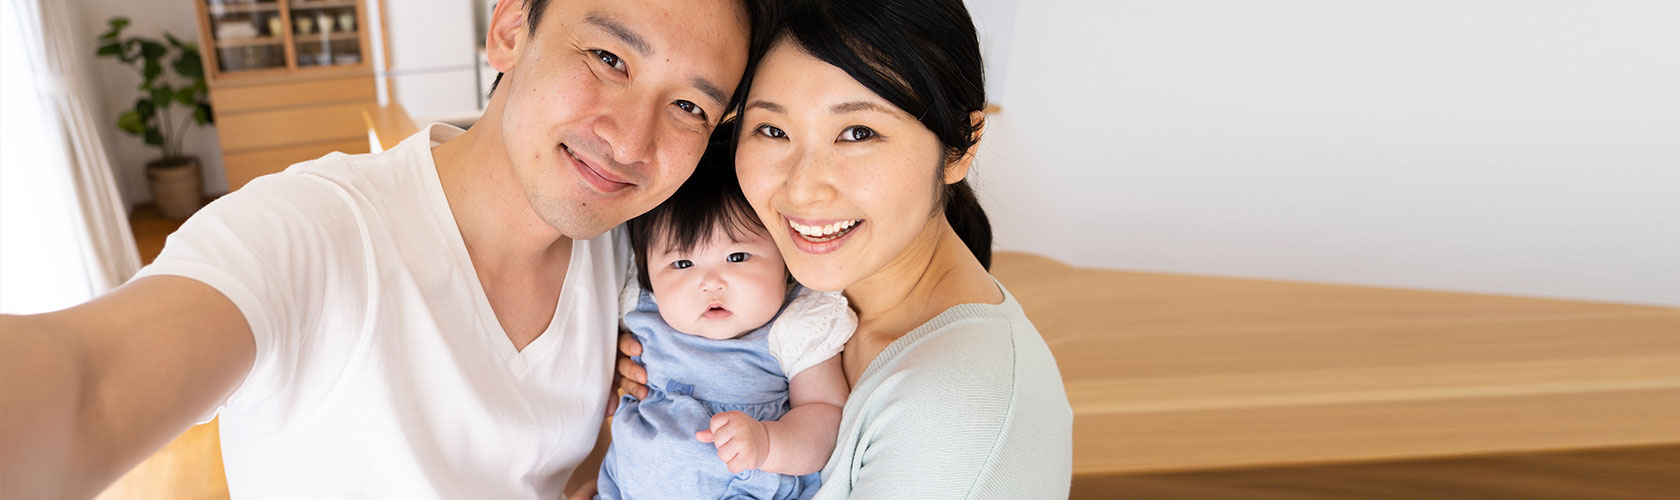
[487,0,776,118]
[626,123,766,291]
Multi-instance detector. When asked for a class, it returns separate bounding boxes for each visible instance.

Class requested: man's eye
[593,50,626,73]
[838,126,877,142]
[672,260,693,269]
[755,125,786,139]
[675,100,708,121]
[727,252,749,263]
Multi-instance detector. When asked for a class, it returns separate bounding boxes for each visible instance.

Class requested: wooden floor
[1073,445,1680,499]
[105,205,1680,499]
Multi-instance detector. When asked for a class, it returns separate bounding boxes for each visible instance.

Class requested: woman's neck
[845,217,1001,343]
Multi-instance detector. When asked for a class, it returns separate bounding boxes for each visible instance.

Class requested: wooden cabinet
[193,0,378,190]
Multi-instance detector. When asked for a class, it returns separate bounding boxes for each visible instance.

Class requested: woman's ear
[485,0,528,74]
[942,110,988,184]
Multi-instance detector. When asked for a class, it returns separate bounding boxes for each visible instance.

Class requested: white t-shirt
[134,124,630,499]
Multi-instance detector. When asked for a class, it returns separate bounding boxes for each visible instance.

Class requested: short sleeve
[618,264,642,321]
[767,287,857,380]
[131,168,370,420]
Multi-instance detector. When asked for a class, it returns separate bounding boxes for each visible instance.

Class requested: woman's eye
[755,125,787,139]
[593,50,626,73]
[672,260,693,269]
[727,252,749,263]
[675,100,707,121]
[838,126,877,142]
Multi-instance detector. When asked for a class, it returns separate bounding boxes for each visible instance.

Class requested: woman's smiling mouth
[784,216,865,254]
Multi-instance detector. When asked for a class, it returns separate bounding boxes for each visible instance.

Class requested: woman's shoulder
[861,295,1068,416]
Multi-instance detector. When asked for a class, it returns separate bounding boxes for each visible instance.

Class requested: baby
[595,136,854,500]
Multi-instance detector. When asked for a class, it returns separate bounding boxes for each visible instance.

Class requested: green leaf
[135,98,155,119]
[150,84,174,109]
[172,51,203,79]
[121,39,141,63]
[109,17,130,31]
[175,88,196,106]
[164,32,186,50]
[97,43,121,57]
[117,110,145,135]
[143,127,165,147]
[143,59,162,82]
[139,40,166,61]
[195,103,213,125]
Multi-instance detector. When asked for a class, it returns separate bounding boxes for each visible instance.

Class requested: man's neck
[430,118,572,272]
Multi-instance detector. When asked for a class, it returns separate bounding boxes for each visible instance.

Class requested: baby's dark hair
[627,124,768,291]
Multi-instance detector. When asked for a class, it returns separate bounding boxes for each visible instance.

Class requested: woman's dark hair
[627,124,767,291]
[773,0,992,268]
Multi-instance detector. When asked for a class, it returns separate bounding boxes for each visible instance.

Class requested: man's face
[489,0,750,239]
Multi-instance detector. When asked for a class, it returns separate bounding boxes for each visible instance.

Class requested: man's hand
[695,411,770,474]
[607,330,648,418]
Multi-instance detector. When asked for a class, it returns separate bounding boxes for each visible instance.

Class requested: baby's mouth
[702,303,732,320]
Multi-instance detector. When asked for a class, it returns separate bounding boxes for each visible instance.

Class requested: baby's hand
[695,411,770,474]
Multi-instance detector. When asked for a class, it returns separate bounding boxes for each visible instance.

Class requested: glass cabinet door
[288,0,363,67]
[205,0,288,73]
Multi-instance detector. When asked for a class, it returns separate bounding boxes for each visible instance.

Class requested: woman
[619,0,1073,497]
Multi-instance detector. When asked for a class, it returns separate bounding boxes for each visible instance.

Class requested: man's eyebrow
[745,100,786,114]
[584,13,651,56]
[692,77,728,109]
[831,101,897,115]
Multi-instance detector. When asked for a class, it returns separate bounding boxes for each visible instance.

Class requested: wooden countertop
[988,252,1680,476]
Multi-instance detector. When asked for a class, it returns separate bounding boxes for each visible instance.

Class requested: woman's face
[736,42,949,292]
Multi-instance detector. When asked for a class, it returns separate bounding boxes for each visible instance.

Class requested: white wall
[78,0,228,206]
[969,0,1680,306]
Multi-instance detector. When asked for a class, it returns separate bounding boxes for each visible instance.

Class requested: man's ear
[943,110,988,184]
[485,0,528,74]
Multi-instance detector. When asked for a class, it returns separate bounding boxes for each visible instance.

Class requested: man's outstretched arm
[1,275,254,500]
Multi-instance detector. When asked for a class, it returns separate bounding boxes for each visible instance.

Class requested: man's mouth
[562,144,632,194]
[788,218,864,243]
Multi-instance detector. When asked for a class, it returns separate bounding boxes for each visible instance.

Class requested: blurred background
[2,1,1677,499]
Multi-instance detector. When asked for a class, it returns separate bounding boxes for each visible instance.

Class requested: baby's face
[646,223,789,340]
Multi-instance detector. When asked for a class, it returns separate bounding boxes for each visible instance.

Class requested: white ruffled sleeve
[618,265,641,321]
[768,288,858,380]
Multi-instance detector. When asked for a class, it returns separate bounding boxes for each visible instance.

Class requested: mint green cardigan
[811,284,1073,499]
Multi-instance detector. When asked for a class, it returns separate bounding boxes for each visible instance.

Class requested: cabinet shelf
[289,0,357,10]
[207,2,281,15]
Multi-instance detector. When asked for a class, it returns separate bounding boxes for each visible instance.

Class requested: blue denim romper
[596,287,820,500]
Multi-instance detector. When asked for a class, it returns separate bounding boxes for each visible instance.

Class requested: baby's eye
[727,252,749,263]
[672,260,693,269]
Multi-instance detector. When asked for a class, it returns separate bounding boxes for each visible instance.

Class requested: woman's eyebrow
[745,100,786,114]
[830,101,895,115]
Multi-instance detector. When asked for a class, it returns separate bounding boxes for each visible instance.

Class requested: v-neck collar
[416,123,581,376]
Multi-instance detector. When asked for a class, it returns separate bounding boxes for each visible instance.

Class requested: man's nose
[595,92,658,168]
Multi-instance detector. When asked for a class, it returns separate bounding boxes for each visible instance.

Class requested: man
[0,0,761,498]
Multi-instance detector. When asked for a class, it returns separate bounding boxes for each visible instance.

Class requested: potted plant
[95,17,214,219]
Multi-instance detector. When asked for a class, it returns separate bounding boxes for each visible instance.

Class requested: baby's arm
[696,354,848,475]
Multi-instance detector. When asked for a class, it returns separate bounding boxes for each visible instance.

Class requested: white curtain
[0,0,141,314]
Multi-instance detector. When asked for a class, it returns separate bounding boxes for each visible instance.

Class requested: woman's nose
[783,149,838,206]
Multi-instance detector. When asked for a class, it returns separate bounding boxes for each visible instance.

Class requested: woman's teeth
[789,219,862,242]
